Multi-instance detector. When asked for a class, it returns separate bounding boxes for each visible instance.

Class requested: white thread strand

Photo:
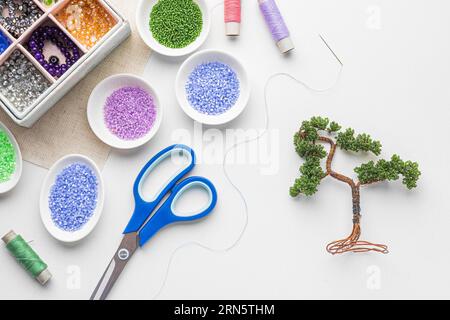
[148,2,343,298]
[152,72,342,301]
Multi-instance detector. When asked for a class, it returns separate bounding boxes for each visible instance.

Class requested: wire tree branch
[291,116,421,255]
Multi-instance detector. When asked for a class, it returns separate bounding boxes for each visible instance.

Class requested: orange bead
[55,0,116,48]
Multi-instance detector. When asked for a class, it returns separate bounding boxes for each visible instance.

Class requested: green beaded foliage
[336,129,382,155]
[290,116,420,197]
[290,117,334,197]
[150,0,203,49]
[354,155,420,189]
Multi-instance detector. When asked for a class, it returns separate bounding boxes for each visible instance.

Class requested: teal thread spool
[2,231,52,285]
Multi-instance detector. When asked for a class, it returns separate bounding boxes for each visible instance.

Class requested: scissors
[90,144,217,300]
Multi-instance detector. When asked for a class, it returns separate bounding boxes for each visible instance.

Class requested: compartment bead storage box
[0,0,130,127]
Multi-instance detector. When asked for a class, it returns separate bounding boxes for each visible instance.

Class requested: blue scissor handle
[124,144,196,234]
[138,176,218,247]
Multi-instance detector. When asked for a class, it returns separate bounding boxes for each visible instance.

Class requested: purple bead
[28,26,82,78]
[104,86,157,140]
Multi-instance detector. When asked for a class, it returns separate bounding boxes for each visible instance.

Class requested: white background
[1,0,450,299]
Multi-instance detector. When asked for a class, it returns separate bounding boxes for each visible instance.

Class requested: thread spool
[224,0,241,36]
[258,0,294,54]
[2,230,52,285]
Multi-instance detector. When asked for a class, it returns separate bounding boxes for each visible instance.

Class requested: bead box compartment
[0,0,44,38]
[0,0,130,127]
[54,0,116,49]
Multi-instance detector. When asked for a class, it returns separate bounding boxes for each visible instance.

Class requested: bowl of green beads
[0,121,22,194]
[136,0,210,57]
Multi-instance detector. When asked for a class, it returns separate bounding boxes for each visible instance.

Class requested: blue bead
[49,163,98,232]
[185,61,240,116]
[0,30,11,55]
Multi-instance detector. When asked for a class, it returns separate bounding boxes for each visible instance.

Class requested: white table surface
[1,0,450,299]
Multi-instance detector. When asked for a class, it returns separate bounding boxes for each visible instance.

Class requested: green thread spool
[2,231,52,285]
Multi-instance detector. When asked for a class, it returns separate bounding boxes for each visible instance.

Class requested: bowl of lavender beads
[175,49,250,126]
[40,154,104,244]
[87,74,162,149]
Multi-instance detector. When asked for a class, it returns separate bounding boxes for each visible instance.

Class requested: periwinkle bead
[49,163,98,232]
[185,61,240,116]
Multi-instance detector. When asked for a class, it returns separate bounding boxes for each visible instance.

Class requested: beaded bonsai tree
[290,117,421,255]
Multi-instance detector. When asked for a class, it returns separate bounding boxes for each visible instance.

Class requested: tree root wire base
[326,223,389,255]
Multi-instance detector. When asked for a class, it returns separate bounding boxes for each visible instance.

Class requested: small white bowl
[87,74,163,150]
[40,154,105,244]
[0,121,22,194]
[175,49,250,125]
[136,0,211,57]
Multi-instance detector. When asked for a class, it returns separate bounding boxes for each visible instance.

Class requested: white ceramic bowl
[0,121,22,194]
[175,49,250,125]
[136,0,211,57]
[87,74,163,149]
[40,154,105,244]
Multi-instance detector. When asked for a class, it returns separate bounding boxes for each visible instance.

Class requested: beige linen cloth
[0,0,151,169]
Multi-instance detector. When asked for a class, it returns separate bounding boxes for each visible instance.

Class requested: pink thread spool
[224,0,241,36]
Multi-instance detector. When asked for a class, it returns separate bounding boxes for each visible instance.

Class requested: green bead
[0,130,16,183]
[42,0,55,6]
[149,0,203,49]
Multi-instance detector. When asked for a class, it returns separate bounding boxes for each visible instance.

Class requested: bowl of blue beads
[40,154,104,244]
[175,49,250,125]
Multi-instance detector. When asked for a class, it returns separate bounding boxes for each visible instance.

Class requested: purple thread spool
[258,0,294,54]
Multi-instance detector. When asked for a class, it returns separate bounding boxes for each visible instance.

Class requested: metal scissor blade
[90,233,138,300]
